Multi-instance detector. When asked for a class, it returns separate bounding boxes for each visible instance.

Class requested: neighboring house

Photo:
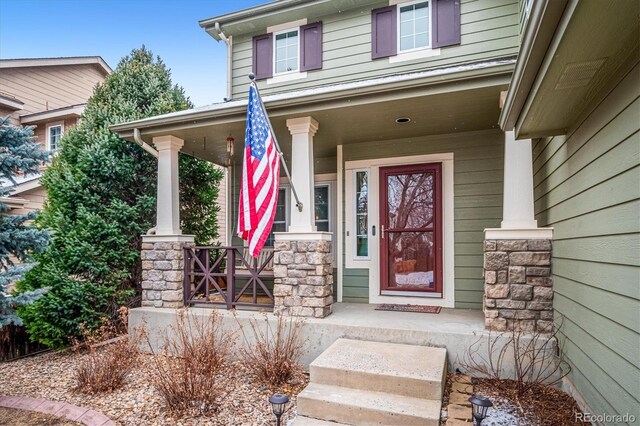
[0,56,111,214]
[113,0,639,422]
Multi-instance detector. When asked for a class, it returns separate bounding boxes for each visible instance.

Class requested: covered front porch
[113,59,553,332]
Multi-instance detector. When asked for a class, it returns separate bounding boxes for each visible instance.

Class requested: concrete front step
[291,415,351,425]
[310,338,447,400]
[297,383,442,426]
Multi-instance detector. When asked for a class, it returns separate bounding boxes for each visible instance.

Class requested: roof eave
[111,59,516,138]
[199,0,314,30]
[498,0,568,132]
[20,104,86,124]
[0,56,112,75]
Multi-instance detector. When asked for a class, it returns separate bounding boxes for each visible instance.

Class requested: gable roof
[0,56,112,75]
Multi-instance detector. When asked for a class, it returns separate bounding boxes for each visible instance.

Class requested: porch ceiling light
[269,393,289,426]
[395,117,411,123]
[468,395,493,425]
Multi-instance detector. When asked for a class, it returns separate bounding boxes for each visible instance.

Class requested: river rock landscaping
[0,348,308,426]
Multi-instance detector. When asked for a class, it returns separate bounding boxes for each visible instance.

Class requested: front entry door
[380,163,442,295]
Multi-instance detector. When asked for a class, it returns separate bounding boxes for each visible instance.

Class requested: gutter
[133,128,159,158]
[199,0,316,33]
[498,0,568,131]
[214,23,233,101]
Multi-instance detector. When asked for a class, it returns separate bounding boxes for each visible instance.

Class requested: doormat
[375,304,442,314]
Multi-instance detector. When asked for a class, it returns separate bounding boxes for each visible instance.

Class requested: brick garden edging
[0,395,115,426]
[483,239,553,333]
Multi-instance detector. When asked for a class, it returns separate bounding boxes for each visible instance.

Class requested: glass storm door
[380,163,442,295]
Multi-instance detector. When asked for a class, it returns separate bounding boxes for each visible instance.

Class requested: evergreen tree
[18,47,223,347]
[0,118,50,327]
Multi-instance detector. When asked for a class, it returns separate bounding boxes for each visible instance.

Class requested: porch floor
[131,302,490,369]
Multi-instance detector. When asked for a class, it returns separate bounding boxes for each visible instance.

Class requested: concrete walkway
[0,395,115,426]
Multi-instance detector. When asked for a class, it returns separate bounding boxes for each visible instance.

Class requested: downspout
[214,22,233,101]
[133,128,159,158]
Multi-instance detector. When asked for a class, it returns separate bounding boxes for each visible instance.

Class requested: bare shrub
[460,315,570,396]
[236,312,306,389]
[147,309,234,416]
[73,307,142,393]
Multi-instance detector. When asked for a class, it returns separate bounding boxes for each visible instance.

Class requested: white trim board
[343,153,455,308]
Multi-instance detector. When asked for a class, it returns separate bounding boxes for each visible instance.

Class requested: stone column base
[140,235,194,308]
[483,239,553,333]
[273,233,333,318]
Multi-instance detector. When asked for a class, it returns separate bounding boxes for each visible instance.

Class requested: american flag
[237,85,280,257]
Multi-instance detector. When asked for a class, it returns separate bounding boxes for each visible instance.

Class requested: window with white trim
[274,29,299,74]
[399,1,430,52]
[265,184,333,245]
[265,187,289,247]
[47,124,62,151]
[354,170,369,258]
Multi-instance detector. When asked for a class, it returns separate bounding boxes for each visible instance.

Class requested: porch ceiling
[515,0,639,138]
[114,68,511,166]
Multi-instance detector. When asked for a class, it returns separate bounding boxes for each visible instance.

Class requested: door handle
[381,225,385,239]
[372,225,376,236]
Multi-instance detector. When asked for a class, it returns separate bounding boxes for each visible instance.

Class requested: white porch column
[501,130,537,229]
[286,117,319,233]
[153,135,183,235]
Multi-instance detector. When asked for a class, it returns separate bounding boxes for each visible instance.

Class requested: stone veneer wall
[141,240,188,308]
[483,239,553,332]
[273,239,333,318]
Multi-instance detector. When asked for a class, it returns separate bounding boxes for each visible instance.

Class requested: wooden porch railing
[183,246,275,309]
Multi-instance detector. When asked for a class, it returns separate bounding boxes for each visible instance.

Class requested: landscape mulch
[0,348,308,425]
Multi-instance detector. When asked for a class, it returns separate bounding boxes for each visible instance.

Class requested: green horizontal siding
[230,0,519,99]
[343,268,369,303]
[343,128,504,309]
[533,65,640,421]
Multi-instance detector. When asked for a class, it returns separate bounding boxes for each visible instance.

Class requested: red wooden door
[380,163,443,294]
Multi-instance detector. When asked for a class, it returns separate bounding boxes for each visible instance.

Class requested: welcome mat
[375,304,442,314]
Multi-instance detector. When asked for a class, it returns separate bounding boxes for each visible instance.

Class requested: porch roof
[500,0,639,139]
[111,59,515,166]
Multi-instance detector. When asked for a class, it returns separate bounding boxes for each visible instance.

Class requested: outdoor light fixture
[468,395,493,425]
[226,136,235,157]
[269,393,289,426]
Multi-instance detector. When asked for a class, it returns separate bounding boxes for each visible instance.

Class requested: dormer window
[252,22,323,81]
[399,1,430,52]
[274,29,299,74]
[372,0,460,60]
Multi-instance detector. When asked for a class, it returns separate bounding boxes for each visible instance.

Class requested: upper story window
[372,0,461,60]
[47,124,63,151]
[274,29,299,74]
[252,21,323,81]
[399,1,430,52]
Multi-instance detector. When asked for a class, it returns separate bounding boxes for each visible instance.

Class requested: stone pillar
[484,130,555,332]
[483,239,553,332]
[153,135,184,235]
[286,117,319,233]
[140,234,194,308]
[272,233,333,318]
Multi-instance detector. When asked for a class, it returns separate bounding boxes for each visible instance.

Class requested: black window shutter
[252,33,273,80]
[371,6,397,59]
[432,0,461,48]
[300,22,323,72]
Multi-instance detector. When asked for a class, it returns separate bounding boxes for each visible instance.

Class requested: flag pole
[248,73,303,212]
